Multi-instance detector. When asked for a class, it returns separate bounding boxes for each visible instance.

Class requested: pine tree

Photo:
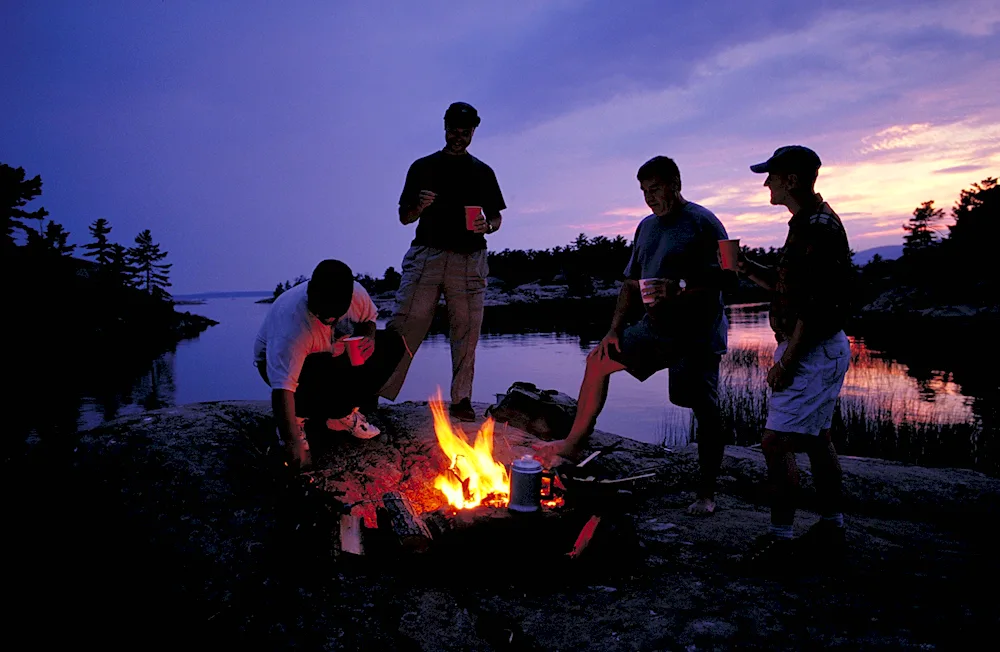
[83,218,114,267]
[109,243,136,287]
[902,201,942,256]
[25,220,74,257]
[948,177,998,249]
[1,163,49,250]
[43,221,75,256]
[127,229,172,297]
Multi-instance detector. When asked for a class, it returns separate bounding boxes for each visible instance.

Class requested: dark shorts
[294,329,405,420]
[607,316,722,409]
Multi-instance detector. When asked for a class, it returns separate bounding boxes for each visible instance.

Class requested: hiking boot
[326,408,380,440]
[449,398,476,422]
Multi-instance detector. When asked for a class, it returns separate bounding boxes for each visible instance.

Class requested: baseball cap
[750,145,822,174]
[444,102,481,128]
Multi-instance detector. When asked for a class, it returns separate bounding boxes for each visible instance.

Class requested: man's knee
[762,429,793,457]
[377,328,406,361]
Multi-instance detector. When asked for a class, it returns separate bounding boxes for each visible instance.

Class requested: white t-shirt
[253,281,378,392]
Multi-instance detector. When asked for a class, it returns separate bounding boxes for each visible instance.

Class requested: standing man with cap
[740,146,856,569]
[379,102,506,422]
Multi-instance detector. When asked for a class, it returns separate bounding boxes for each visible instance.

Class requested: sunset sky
[3,0,998,294]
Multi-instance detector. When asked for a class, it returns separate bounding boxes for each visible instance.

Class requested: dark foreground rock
[11,401,999,650]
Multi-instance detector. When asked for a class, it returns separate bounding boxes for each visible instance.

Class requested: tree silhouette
[128,229,172,296]
[1,163,48,251]
[948,177,998,251]
[108,242,138,289]
[43,221,75,256]
[83,218,114,267]
[25,220,75,258]
[902,201,942,256]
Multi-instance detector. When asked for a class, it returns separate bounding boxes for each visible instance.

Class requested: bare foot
[686,497,716,516]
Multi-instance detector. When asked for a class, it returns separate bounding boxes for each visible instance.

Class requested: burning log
[377,491,433,552]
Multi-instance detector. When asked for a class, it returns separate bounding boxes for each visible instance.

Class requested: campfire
[429,391,510,509]
[337,390,595,558]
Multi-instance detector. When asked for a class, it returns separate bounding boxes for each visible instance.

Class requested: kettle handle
[540,469,556,500]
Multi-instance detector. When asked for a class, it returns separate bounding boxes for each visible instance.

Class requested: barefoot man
[534,156,733,515]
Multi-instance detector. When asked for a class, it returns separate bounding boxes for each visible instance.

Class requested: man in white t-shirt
[253,259,405,469]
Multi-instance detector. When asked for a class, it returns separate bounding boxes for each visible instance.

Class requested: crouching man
[254,259,405,469]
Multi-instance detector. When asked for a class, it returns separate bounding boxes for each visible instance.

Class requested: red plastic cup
[344,336,365,366]
[638,278,662,304]
[465,205,483,231]
[718,239,740,271]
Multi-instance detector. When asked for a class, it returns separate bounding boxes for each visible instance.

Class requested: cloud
[933,164,989,175]
[479,0,1000,256]
[602,206,649,218]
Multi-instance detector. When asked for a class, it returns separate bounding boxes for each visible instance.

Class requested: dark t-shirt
[623,201,729,353]
[399,151,506,254]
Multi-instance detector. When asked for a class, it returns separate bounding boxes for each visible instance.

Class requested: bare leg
[805,428,843,518]
[762,429,799,528]
[566,351,626,445]
[687,402,724,515]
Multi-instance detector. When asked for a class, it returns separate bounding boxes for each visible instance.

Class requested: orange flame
[430,390,510,509]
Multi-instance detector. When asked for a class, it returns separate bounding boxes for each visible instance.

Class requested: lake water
[63,296,996,475]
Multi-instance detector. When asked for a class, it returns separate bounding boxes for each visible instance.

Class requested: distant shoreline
[173,291,272,301]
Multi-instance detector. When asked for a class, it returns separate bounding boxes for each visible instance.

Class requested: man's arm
[610,279,639,334]
[398,162,434,225]
[768,317,808,390]
[741,258,776,291]
[399,201,424,225]
[272,388,299,443]
[272,388,311,468]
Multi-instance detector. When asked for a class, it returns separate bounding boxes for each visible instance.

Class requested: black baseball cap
[750,145,822,174]
[444,102,481,128]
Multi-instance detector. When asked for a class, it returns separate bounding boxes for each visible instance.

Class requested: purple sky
[3,0,998,294]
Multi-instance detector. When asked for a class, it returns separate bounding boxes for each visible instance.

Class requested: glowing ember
[430,390,510,509]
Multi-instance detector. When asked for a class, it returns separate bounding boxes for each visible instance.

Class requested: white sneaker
[326,408,380,440]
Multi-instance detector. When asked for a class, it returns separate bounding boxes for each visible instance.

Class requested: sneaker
[326,408,380,439]
[449,398,476,422]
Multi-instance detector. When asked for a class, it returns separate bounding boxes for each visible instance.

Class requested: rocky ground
[10,400,999,650]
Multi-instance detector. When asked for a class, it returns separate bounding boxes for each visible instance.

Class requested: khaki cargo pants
[378,245,488,403]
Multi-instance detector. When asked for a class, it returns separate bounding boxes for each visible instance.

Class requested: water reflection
[30,298,996,476]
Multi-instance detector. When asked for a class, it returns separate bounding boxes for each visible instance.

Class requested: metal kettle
[509,454,543,512]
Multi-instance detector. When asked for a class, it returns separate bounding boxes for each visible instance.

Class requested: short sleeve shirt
[252,281,378,392]
[623,201,729,352]
[770,197,854,342]
[400,151,506,254]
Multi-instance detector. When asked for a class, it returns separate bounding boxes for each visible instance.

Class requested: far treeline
[2,163,216,355]
[273,177,998,317]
